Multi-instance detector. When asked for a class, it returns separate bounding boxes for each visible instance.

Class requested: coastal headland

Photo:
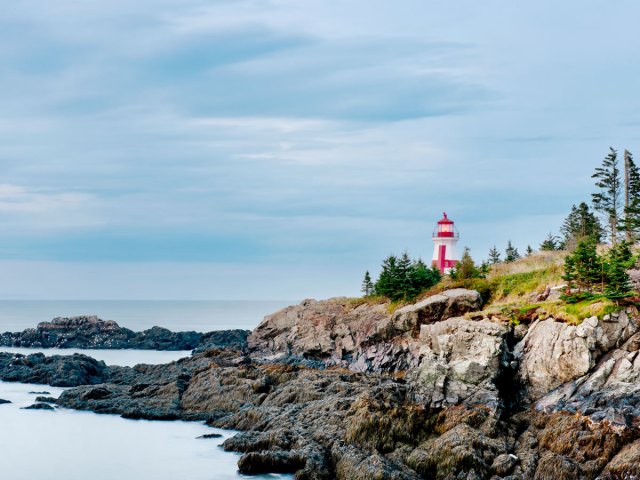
[2,257,640,479]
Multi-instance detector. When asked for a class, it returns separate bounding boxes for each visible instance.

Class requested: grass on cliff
[418,251,566,308]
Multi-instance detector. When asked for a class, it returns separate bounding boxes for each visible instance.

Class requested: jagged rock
[248,289,482,373]
[411,317,510,409]
[515,312,638,401]
[0,398,11,404]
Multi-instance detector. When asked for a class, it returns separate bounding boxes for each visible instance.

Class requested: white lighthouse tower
[431,212,459,274]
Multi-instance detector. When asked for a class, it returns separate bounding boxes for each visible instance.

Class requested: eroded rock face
[515,311,638,401]
[412,318,510,409]
[248,289,482,373]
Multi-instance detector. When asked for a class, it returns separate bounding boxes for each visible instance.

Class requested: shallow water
[0,381,289,480]
[0,346,191,367]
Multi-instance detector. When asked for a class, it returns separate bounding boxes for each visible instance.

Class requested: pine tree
[397,251,412,296]
[407,259,441,298]
[373,253,442,301]
[562,254,577,292]
[361,271,374,296]
[560,202,603,249]
[592,147,622,244]
[539,233,559,251]
[488,246,501,264]
[604,242,633,299]
[525,245,534,256]
[504,241,520,263]
[451,247,481,280]
[619,151,640,241]
[571,240,601,293]
[374,255,400,299]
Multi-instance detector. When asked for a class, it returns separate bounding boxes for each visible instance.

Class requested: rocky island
[2,255,640,479]
[0,315,249,352]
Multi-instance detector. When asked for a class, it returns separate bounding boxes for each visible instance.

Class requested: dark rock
[28,391,50,395]
[0,398,11,404]
[35,396,57,403]
[237,451,306,475]
[23,403,55,410]
[196,433,223,439]
[0,315,250,352]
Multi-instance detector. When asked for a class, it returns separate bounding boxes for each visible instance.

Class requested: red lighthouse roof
[433,212,458,238]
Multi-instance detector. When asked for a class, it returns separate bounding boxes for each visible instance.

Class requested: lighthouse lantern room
[432,212,459,274]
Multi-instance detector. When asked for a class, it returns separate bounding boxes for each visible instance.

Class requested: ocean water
[0,381,288,480]
[0,301,295,479]
[0,346,191,366]
[0,300,292,333]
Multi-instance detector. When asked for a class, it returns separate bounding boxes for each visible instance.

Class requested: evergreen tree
[619,151,640,241]
[539,233,559,251]
[604,242,633,299]
[373,253,441,301]
[361,271,374,296]
[592,147,622,244]
[374,255,400,299]
[562,254,577,292]
[560,202,603,248]
[406,259,441,298]
[488,246,501,264]
[397,251,413,296]
[504,241,520,263]
[526,245,534,256]
[570,240,602,293]
[451,247,481,280]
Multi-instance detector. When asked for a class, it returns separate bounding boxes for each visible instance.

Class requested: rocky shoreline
[2,290,640,479]
[0,315,249,352]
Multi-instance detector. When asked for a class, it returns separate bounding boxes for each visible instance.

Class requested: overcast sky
[0,1,639,299]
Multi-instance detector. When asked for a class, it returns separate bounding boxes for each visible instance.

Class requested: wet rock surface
[2,292,640,479]
[0,315,250,352]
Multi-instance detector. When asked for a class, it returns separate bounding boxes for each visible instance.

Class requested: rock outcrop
[0,315,250,352]
[3,291,640,479]
[515,311,638,401]
[248,289,482,373]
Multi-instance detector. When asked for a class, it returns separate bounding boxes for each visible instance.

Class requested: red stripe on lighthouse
[439,245,446,272]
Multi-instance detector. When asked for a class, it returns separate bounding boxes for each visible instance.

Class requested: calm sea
[0,300,293,333]
[0,300,295,479]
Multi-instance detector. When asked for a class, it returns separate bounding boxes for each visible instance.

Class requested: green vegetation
[562,240,635,301]
[367,252,441,302]
[592,147,622,243]
[504,241,520,262]
[361,271,374,296]
[450,247,484,280]
[540,233,560,251]
[561,202,603,248]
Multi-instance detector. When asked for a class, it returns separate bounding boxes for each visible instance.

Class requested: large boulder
[515,311,638,401]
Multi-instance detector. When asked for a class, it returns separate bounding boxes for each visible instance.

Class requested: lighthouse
[432,212,459,274]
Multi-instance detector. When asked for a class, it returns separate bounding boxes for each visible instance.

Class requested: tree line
[361,252,441,301]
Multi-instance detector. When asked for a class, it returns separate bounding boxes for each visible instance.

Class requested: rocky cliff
[2,290,640,479]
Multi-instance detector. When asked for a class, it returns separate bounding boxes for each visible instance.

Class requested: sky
[0,1,639,300]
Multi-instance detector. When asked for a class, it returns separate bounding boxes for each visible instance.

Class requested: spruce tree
[504,241,520,263]
[571,240,601,293]
[374,255,400,299]
[488,246,501,264]
[361,271,374,296]
[526,245,534,256]
[560,202,603,248]
[592,147,622,244]
[539,233,559,251]
[452,247,481,280]
[604,242,633,299]
[619,151,640,241]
